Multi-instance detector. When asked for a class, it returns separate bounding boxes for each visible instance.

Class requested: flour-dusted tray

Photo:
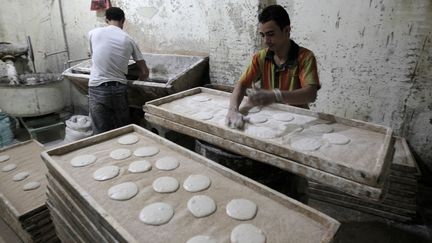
[309,137,420,222]
[41,125,340,243]
[144,87,394,187]
[0,140,57,243]
[145,114,387,200]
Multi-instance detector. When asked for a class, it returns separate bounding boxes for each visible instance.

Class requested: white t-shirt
[88,25,144,86]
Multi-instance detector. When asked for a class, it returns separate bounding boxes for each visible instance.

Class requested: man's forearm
[135,60,149,80]
[280,85,318,104]
[229,83,246,111]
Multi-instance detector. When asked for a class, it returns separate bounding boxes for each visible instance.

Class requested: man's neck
[106,20,123,29]
[273,39,291,64]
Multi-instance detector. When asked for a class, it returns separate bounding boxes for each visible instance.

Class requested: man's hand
[248,89,276,106]
[136,60,149,80]
[225,109,249,130]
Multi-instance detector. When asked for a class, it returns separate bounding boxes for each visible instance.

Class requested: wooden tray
[144,87,394,187]
[41,125,340,243]
[0,140,50,242]
[145,113,388,200]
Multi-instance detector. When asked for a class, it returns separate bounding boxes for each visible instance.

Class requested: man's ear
[284,26,291,35]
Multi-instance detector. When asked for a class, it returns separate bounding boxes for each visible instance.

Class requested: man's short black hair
[106,7,125,21]
[258,5,290,30]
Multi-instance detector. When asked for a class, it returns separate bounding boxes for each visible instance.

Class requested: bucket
[0,112,14,147]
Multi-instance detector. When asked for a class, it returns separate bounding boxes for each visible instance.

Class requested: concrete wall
[280,0,432,170]
[0,0,431,170]
[113,0,209,55]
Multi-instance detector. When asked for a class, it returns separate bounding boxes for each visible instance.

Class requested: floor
[1,119,431,243]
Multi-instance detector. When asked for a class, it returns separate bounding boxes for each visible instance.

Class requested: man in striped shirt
[226,5,320,129]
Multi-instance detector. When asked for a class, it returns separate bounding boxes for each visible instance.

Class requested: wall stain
[335,11,341,29]
[360,26,366,37]
[410,35,429,82]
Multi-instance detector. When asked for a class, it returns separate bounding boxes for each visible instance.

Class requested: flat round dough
[278,124,303,133]
[133,146,160,157]
[118,134,139,145]
[155,156,179,171]
[23,181,41,191]
[309,124,333,133]
[245,126,281,139]
[108,182,138,201]
[193,112,213,121]
[183,174,211,192]
[152,176,179,193]
[187,195,216,218]
[272,113,294,122]
[128,160,152,173]
[0,155,10,163]
[231,224,266,243]
[248,115,268,124]
[139,202,174,225]
[192,95,211,102]
[70,154,96,167]
[291,138,322,151]
[248,106,262,114]
[2,163,17,172]
[226,199,257,220]
[187,235,217,243]
[13,171,30,181]
[110,148,132,160]
[323,133,351,145]
[93,165,120,181]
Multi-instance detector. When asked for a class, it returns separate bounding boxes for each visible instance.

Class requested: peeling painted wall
[0,0,68,73]
[206,0,263,85]
[208,0,432,170]
[112,0,209,55]
[279,0,432,170]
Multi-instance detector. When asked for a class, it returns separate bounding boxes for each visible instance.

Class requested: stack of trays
[308,137,420,222]
[0,140,58,242]
[42,125,339,243]
[144,87,395,200]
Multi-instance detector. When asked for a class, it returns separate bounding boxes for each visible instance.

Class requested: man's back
[89,25,139,86]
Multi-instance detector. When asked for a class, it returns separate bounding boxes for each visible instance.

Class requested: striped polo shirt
[238,40,320,92]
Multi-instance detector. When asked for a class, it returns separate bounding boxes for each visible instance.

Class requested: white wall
[1,0,431,171]
[278,0,432,169]
[113,0,209,55]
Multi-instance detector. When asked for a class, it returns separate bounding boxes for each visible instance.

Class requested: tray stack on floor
[0,140,58,242]
[144,87,394,200]
[308,137,420,222]
[42,125,340,243]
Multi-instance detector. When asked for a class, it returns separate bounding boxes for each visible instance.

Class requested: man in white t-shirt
[88,7,149,134]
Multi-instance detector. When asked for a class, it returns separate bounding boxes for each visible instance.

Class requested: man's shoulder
[297,44,316,59]
[252,48,269,60]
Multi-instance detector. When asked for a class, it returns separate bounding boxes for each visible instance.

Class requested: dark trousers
[89,82,130,134]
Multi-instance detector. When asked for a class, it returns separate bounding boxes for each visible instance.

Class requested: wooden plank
[144,87,394,186]
[0,194,32,243]
[145,113,385,200]
[310,194,412,222]
[47,202,87,243]
[308,188,416,216]
[46,166,129,242]
[46,175,111,242]
[41,124,340,243]
[0,140,47,217]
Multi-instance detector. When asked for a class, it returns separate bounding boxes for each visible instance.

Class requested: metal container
[62,53,209,108]
[0,79,65,117]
